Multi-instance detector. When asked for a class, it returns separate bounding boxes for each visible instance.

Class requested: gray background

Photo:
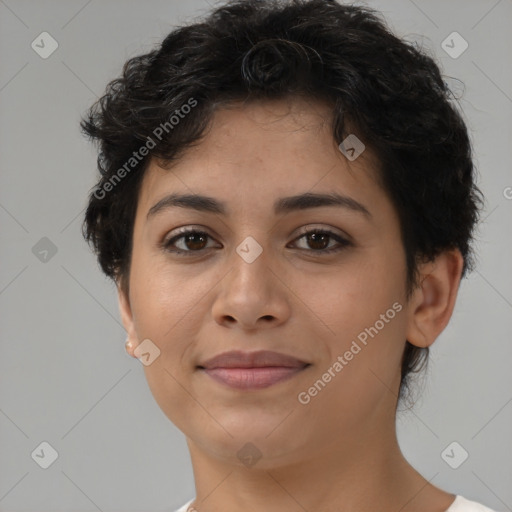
[0,0,511,511]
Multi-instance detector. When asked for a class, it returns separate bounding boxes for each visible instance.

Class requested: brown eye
[181,232,209,251]
[162,227,351,257]
[304,232,330,250]
[163,229,217,254]
[291,229,351,254]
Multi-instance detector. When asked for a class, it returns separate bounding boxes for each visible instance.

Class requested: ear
[405,249,464,348]
[117,280,139,357]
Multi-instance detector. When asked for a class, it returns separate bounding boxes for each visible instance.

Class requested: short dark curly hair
[81,0,483,402]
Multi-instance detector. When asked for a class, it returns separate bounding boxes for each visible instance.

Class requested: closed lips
[198,350,310,369]
[197,350,311,390]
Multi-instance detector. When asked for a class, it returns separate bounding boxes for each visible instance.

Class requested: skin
[119,97,464,512]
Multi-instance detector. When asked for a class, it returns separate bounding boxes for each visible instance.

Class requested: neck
[185,418,451,512]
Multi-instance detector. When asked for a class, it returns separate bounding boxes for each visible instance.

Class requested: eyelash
[161,227,352,256]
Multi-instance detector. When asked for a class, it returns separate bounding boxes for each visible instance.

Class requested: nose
[211,242,292,331]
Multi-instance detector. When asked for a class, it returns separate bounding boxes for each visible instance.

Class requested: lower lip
[200,366,308,390]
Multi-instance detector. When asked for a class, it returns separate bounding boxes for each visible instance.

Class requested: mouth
[199,365,310,389]
[197,350,311,390]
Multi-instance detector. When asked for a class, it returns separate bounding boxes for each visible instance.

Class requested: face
[120,97,416,468]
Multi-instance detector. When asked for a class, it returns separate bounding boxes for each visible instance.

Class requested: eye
[289,228,352,254]
[162,228,219,255]
[161,227,352,256]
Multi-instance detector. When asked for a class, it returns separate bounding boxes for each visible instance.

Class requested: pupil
[309,233,328,250]
[182,232,331,251]
[187,233,206,250]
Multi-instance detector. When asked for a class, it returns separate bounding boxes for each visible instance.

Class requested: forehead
[137,97,383,214]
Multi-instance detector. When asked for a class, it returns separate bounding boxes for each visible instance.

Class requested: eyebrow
[146,191,371,220]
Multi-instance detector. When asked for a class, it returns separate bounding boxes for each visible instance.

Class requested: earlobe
[405,250,464,349]
[117,282,139,358]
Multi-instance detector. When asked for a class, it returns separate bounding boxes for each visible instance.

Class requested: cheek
[130,246,194,323]
[129,255,220,370]
[127,250,182,349]
[128,259,209,427]
[316,256,402,331]
[308,253,407,387]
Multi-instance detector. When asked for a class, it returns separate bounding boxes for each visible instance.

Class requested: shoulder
[171,496,499,512]
[171,498,195,512]
[447,495,499,512]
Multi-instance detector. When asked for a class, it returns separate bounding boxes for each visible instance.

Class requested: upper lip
[198,350,309,369]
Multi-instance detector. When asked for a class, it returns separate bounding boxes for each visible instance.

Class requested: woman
[81,1,496,510]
